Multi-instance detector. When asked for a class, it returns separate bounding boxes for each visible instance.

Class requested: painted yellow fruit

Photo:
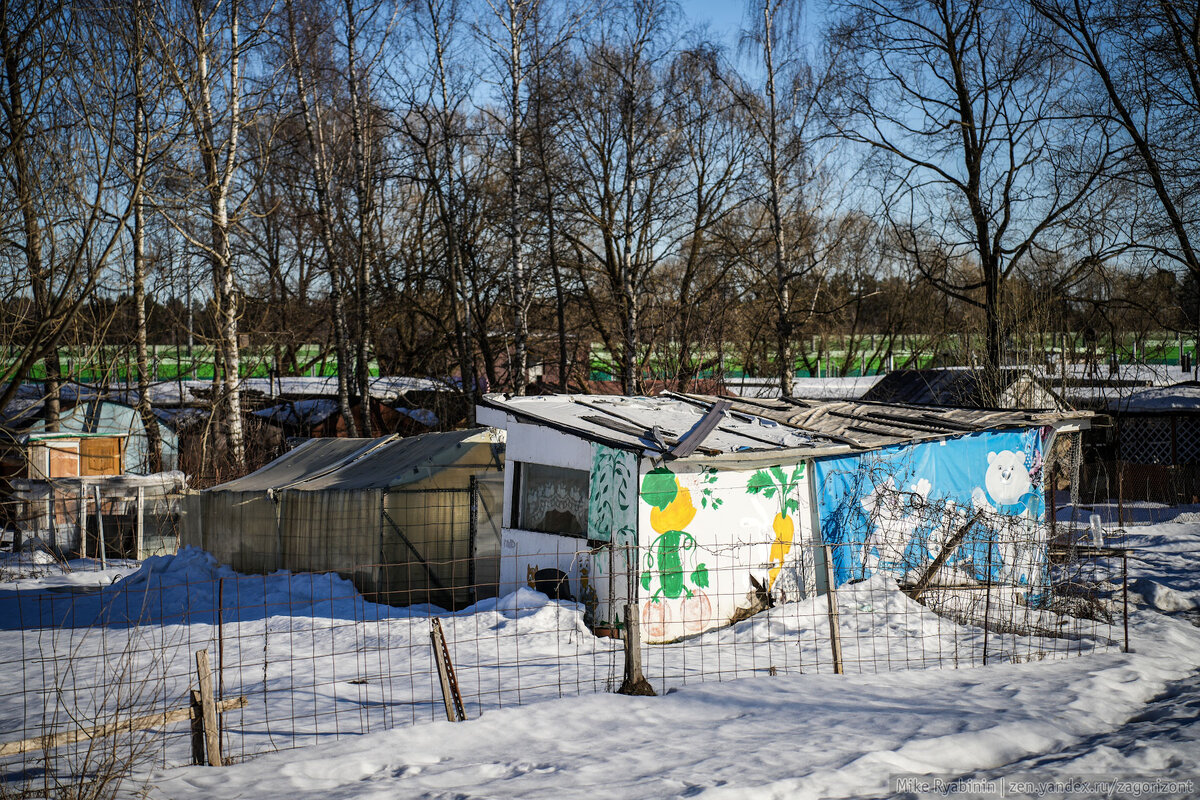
[650,486,696,533]
[768,511,795,586]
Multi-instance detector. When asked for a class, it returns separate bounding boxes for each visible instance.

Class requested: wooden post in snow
[823,544,844,675]
[94,485,107,569]
[617,602,655,696]
[195,649,222,765]
[190,690,206,765]
[135,486,145,559]
[430,619,466,721]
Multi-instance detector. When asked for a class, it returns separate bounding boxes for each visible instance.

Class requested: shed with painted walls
[476,393,1094,643]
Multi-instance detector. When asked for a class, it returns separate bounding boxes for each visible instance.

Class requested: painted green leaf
[641,467,678,510]
[691,563,710,588]
[640,571,652,591]
[747,471,774,495]
[770,465,787,485]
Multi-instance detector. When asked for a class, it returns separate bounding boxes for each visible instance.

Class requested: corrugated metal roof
[477,394,848,459]
[205,429,501,493]
[676,393,1094,448]
[479,393,1094,458]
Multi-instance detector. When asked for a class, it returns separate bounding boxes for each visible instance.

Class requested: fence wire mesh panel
[0,464,1135,795]
[0,475,185,578]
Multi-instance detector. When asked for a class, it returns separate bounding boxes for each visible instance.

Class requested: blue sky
[683,0,746,46]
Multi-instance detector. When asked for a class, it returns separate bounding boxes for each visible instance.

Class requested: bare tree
[151,0,272,468]
[738,0,835,396]
[475,0,584,394]
[557,0,690,394]
[397,0,480,414]
[282,0,358,435]
[0,0,145,422]
[826,0,1114,376]
[1033,0,1199,283]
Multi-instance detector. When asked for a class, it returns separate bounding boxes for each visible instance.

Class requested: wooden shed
[0,431,127,483]
[181,428,505,608]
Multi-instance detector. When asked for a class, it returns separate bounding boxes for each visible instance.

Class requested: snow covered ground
[1,505,1198,799]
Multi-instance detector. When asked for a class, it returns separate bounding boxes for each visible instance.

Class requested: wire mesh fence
[0,481,1131,796]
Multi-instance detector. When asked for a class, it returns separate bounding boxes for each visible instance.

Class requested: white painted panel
[505,419,593,471]
[496,526,633,630]
[475,405,506,428]
[635,460,813,643]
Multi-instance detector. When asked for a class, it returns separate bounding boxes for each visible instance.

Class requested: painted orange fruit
[650,486,696,533]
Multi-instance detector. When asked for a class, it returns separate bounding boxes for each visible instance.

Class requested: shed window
[516,462,590,537]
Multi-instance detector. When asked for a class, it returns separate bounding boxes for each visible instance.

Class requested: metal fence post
[468,475,478,603]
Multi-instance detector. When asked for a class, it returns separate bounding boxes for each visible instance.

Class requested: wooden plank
[822,545,844,675]
[135,486,145,559]
[80,437,123,477]
[195,649,222,766]
[430,619,466,721]
[0,696,246,758]
[47,442,80,478]
[908,510,982,602]
[94,485,107,569]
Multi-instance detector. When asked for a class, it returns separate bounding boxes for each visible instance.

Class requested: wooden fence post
[982,546,993,666]
[823,544,844,675]
[617,602,655,696]
[195,649,222,765]
[94,485,107,569]
[190,690,205,766]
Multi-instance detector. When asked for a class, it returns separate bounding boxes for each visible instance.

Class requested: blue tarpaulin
[811,428,1051,596]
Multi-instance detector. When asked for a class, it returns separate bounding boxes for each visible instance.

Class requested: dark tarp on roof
[861,368,1057,409]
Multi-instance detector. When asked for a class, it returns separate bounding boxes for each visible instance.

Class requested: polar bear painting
[971,449,1043,588]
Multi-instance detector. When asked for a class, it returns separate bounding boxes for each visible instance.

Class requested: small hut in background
[0,431,185,559]
[1,398,180,474]
[1090,382,1200,503]
[182,428,505,608]
[863,368,1063,410]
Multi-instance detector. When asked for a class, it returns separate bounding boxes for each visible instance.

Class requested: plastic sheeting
[812,428,1051,596]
